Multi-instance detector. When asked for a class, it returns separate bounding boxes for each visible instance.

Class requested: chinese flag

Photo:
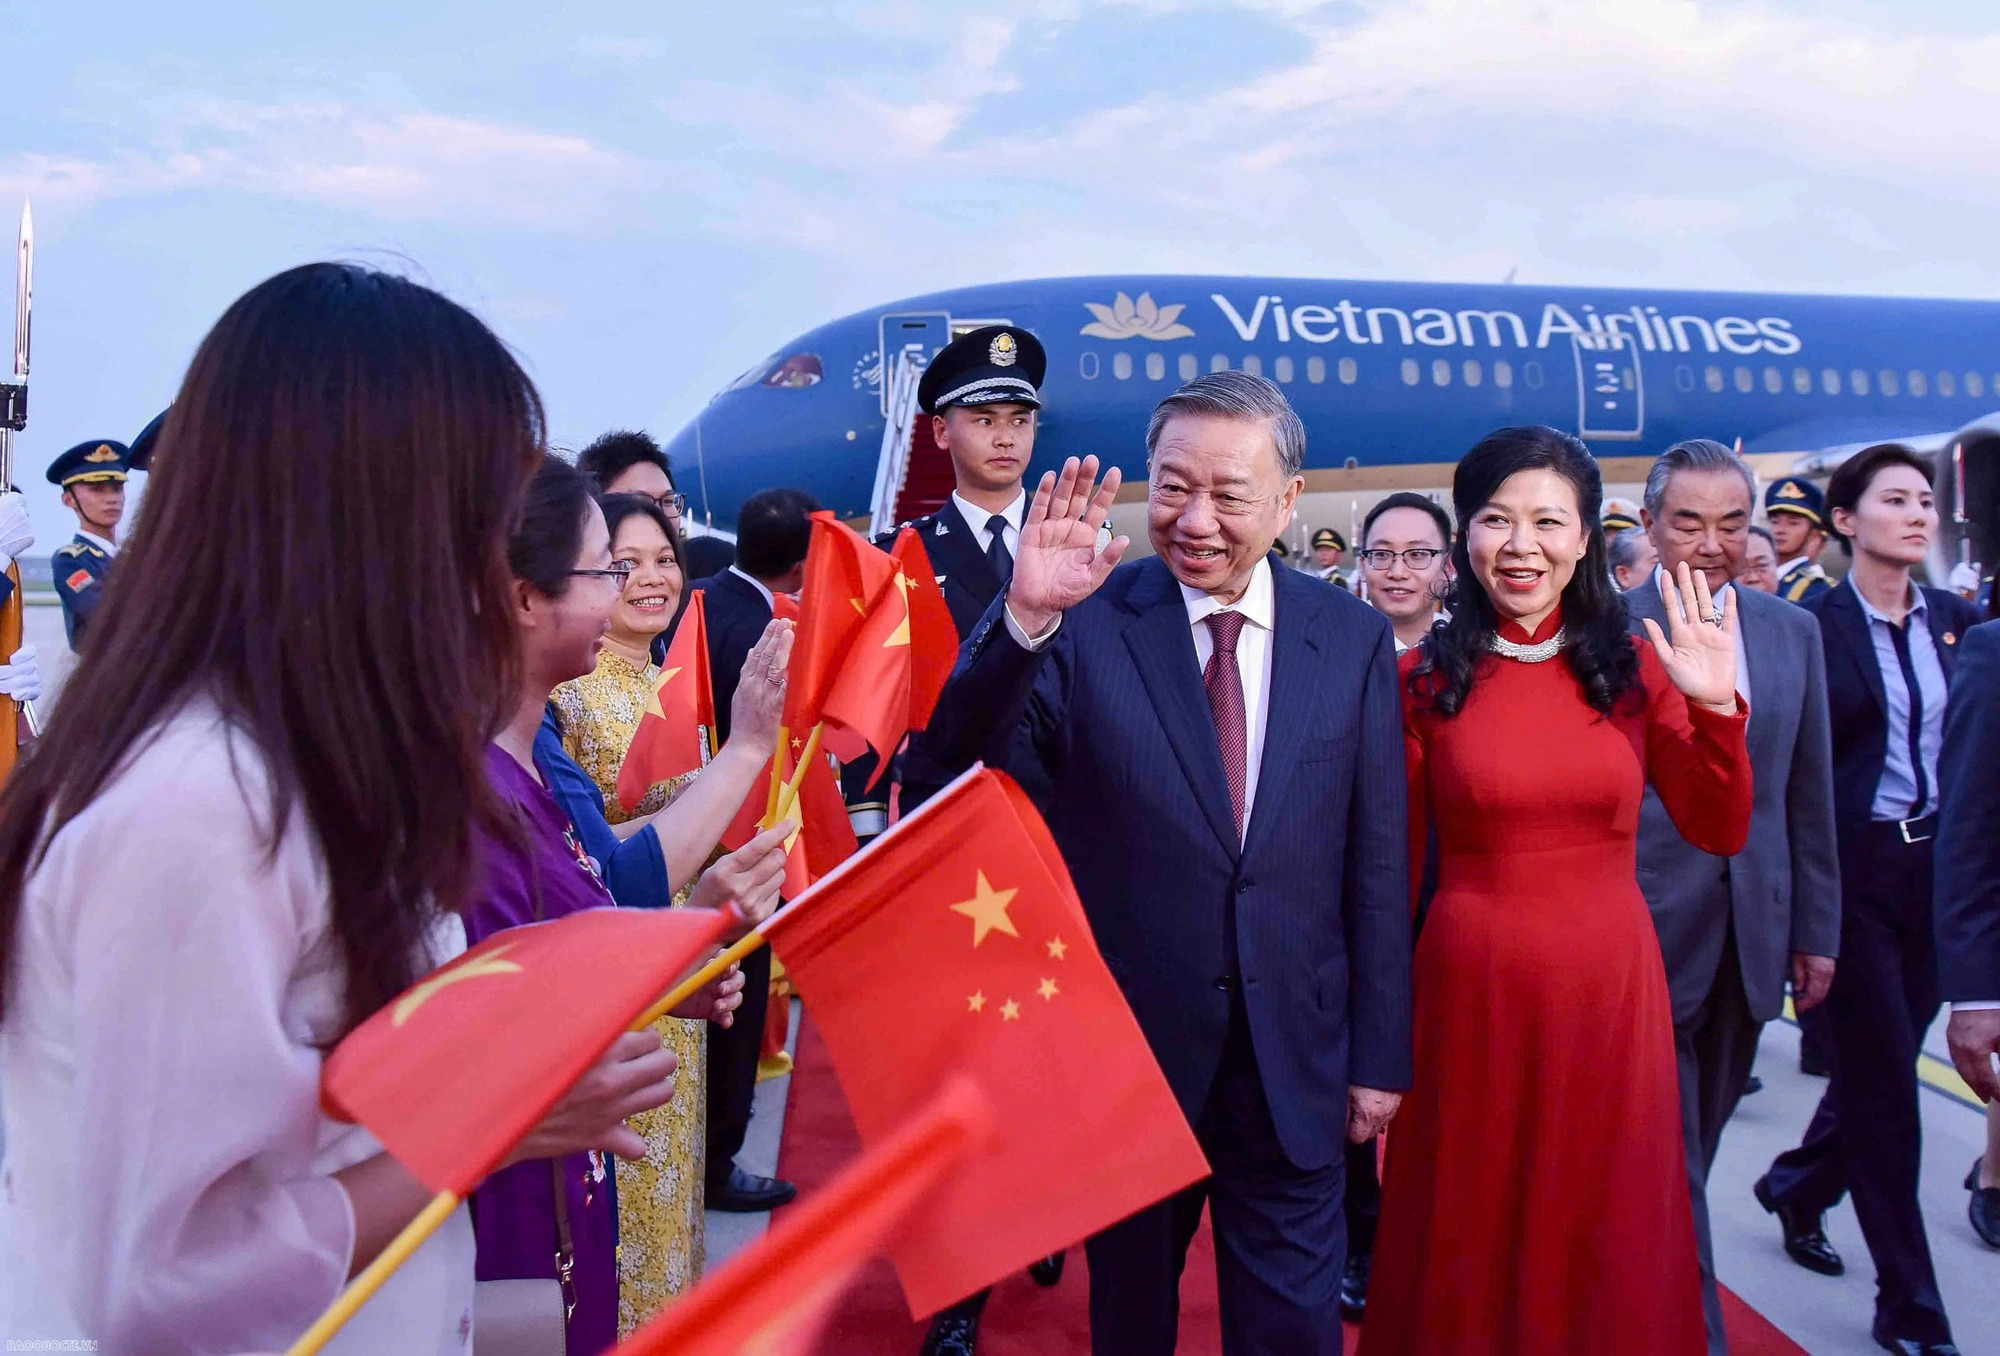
[819,559,912,776]
[615,590,715,812]
[762,768,1210,1315]
[893,528,959,730]
[321,908,733,1196]
[784,512,896,732]
[720,733,859,900]
[606,1077,994,1356]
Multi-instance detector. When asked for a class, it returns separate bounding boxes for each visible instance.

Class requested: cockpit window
[762,353,823,389]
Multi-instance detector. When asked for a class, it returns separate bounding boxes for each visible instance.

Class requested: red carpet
[774,1013,1806,1356]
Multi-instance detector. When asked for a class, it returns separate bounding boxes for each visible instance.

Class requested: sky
[4,0,1999,545]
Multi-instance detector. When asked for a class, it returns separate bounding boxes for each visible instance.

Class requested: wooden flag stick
[284,1188,462,1356]
[767,722,823,830]
[764,722,791,823]
[631,929,770,1032]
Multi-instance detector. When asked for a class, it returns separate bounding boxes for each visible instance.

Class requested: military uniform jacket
[52,535,113,648]
[885,497,1009,637]
[1776,555,1831,604]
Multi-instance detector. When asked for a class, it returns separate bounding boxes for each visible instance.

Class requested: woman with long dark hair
[0,264,684,1352]
[1360,426,1752,1355]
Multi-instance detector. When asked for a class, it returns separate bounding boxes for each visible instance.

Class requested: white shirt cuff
[1003,603,1060,651]
[1952,1000,2000,1012]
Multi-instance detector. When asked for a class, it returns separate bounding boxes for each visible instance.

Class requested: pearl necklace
[1488,626,1567,663]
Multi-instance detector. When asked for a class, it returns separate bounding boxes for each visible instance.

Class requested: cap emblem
[990,331,1017,367]
[85,445,121,463]
[1776,481,1806,499]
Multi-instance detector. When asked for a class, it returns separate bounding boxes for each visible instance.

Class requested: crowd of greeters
[0,260,1994,1356]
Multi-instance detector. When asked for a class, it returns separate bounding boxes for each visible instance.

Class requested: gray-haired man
[1629,438,1841,1355]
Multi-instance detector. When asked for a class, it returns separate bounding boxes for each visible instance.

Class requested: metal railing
[867,349,926,537]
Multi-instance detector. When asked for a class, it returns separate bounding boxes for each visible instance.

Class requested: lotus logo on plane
[1081,292,1196,341]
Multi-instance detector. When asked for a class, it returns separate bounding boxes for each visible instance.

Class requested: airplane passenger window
[1243,355,1263,376]
[1524,362,1544,389]
[1491,360,1511,388]
[1763,367,1782,394]
[1674,366,1695,392]
[1402,359,1420,386]
[1341,357,1360,385]
[1734,367,1753,393]
[1080,352,1100,380]
[1275,355,1295,383]
[1879,369,1899,396]
[1146,352,1166,381]
[1851,369,1870,396]
[1938,371,1956,397]
[1306,356,1326,384]
[1908,371,1927,397]
[1705,366,1724,393]
[1113,352,1133,380]
[1432,359,1452,387]
[1821,369,1841,395]
[1180,353,1199,381]
[1210,354,1230,372]
[1968,373,1986,399]
[1793,368,1812,395]
[1464,360,1482,387]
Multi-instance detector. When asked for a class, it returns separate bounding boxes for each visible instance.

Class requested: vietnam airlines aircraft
[662,276,2000,570]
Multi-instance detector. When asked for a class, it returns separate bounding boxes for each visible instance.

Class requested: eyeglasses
[1359,548,1446,571]
[639,492,687,516]
[1148,484,1279,519]
[568,561,635,590]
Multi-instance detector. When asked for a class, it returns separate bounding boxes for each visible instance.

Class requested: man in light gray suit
[1630,439,1842,1355]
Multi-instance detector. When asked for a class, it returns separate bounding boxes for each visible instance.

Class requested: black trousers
[1675,922,1763,1356]
[1763,821,1953,1346]
[1344,1138,1380,1260]
[1085,998,1347,1356]
[705,941,773,1185]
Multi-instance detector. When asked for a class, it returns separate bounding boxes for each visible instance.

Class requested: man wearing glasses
[578,429,736,579]
[1358,493,1453,655]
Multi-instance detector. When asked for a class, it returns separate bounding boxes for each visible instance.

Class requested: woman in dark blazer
[1755,443,1981,1356]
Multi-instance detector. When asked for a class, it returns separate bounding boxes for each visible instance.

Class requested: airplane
[661,275,2000,574]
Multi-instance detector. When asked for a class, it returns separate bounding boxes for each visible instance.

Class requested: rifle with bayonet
[1,201,38,777]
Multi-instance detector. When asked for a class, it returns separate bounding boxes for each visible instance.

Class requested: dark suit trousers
[1085,997,1346,1356]
[705,942,773,1184]
[1675,917,1762,1356]
[1764,823,1952,1346]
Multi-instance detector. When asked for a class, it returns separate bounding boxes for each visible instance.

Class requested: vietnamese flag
[321,908,733,1195]
[761,767,1210,1315]
[784,512,896,732]
[893,527,959,731]
[606,1077,993,1356]
[615,589,715,812]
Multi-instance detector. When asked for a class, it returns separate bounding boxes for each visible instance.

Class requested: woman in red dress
[1359,426,1753,1355]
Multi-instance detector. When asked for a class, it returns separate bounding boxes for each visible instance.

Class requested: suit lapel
[1241,566,1320,859]
[1121,561,1242,858]
[1922,588,1961,679]
[1824,583,1887,715]
[1736,591,1783,770]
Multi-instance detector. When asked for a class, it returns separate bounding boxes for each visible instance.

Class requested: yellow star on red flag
[949,871,1020,947]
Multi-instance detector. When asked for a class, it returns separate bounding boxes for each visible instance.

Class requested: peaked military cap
[917,325,1046,415]
[1764,476,1825,526]
[1311,527,1346,551]
[128,408,169,472]
[47,439,132,487]
[1600,498,1642,534]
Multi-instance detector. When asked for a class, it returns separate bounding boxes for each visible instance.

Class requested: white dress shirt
[727,564,776,611]
[79,530,118,558]
[953,491,1026,560]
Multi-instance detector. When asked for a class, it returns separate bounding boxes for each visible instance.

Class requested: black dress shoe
[1872,1333,1960,1355]
[1742,1075,1764,1095]
[1799,1039,1831,1077]
[1339,1249,1371,1321]
[1753,1173,1844,1276]
[705,1165,798,1212]
[1966,1157,2000,1249]
[922,1310,981,1356]
[1026,1251,1065,1286]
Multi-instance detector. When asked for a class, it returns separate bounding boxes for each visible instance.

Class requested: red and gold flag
[783,512,897,733]
[761,768,1210,1315]
[606,1077,993,1356]
[893,527,958,731]
[615,590,714,812]
[819,557,912,776]
[321,908,733,1195]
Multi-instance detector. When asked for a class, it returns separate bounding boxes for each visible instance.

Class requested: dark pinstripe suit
[909,553,1413,1355]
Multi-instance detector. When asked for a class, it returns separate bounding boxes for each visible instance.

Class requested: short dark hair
[1363,492,1452,550]
[599,493,680,567]
[736,488,820,579]
[510,454,593,597]
[1607,525,1651,575]
[1824,443,1933,554]
[578,429,673,494]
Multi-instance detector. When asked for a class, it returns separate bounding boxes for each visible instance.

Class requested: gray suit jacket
[1628,582,1842,1023]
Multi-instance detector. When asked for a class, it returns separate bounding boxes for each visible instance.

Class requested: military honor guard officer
[1310,526,1351,589]
[1767,476,1835,604]
[47,439,130,650]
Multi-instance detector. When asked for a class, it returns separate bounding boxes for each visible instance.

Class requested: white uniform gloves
[0,491,33,573]
[0,645,41,704]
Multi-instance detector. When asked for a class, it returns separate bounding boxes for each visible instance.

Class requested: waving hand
[1007,456,1130,635]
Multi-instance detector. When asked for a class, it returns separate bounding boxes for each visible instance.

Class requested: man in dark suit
[692,485,818,1213]
[1628,439,1841,1356]
[909,371,1413,1355]
[1755,444,1980,1356]
[1936,617,2000,1243]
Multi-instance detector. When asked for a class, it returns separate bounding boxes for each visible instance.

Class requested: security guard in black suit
[1768,476,1834,603]
[47,439,130,649]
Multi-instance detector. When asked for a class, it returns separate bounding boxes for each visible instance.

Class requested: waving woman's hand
[1642,560,1739,714]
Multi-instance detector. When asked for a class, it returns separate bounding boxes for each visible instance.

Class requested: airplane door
[1571,333,1643,440]
[877,312,952,415]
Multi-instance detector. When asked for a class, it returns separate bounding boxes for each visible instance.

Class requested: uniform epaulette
[52,542,81,559]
